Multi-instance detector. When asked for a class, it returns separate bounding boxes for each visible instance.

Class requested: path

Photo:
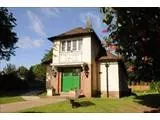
[0,97,66,113]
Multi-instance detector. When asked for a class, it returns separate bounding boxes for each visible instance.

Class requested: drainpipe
[57,72,59,94]
[105,63,109,98]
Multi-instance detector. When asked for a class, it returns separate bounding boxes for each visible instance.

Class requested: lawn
[0,91,25,104]
[0,96,24,104]
[21,93,157,113]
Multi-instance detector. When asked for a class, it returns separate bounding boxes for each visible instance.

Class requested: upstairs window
[72,40,77,51]
[61,39,82,52]
[78,39,82,50]
[61,41,66,52]
[67,40,71,51]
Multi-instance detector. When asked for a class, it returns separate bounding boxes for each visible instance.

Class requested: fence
[128,82,150,92]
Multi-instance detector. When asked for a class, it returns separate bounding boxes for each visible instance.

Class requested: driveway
[0,97,66,113]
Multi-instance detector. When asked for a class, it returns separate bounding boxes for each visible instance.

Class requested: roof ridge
[48,26,93,41]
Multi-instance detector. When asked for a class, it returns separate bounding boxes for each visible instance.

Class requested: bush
[0,73,29,91]
[149,81,160,93]
[150,81,157,91]
[157,82,160,93]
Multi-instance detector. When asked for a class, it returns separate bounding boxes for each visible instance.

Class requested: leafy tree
[3,63,16,74]
[100,7,160,81]
[26,67,35,81]
[41,48,52,63]
[0,7,18,61]
[17,66,28,80]
[31,64,46,81]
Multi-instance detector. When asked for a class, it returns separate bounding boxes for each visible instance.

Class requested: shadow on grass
[79,101,95,107]
[134,93,160,113]
[69,100,95,109]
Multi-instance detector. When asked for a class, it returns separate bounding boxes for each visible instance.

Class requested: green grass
[0,91,25,104]
[21,95,152,113]
[0,96,24,104]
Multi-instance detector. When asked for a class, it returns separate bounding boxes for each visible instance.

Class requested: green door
[62,68,80,92]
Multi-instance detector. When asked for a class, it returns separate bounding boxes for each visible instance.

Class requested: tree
[17,66,28,80]
[0,7,18,61]
[3,63,16,74]
[100,8,160,81]
[41,48,52,63]
[31,64,46,81]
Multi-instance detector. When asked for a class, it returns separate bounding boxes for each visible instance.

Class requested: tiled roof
[98,53,123,62]
[48,27,94,41]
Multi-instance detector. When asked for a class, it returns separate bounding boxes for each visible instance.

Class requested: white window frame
[60,39,82,52]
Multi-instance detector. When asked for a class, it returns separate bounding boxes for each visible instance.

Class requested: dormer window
[61,39,82,52]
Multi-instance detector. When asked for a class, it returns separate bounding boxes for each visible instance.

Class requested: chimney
[85,17,92,31]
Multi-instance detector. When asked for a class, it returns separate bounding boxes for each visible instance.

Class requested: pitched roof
[98,53,123,62]
[48,27,95,41]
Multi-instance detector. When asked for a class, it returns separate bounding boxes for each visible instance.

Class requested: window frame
[60,38,82,52]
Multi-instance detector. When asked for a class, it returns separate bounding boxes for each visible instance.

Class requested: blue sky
[0,7,107,70]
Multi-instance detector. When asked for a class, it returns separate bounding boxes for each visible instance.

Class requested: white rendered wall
[52,40,60,64]
[52,36,92,65]
[108,63,119,91]
[100,64,107,91]
[81,36,91,64]
[100,62,119,92]
[47,89,52,96]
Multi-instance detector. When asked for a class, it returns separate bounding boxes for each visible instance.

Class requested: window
[78,39,82,50]
[61,41,66,52]
[72,40,77,51]
[67,40,71,51]
[61,39,82,52]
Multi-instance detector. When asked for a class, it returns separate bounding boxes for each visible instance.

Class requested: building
[45,27,129,98]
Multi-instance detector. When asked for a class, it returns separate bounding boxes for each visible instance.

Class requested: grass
[0,96,24,104]
[21,94,152,113]
[0,91,25,104]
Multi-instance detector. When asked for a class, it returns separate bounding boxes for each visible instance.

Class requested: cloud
[27,10,46,37]
[80,12,102,29]
[41,8,61,17]
[17,36,45,49]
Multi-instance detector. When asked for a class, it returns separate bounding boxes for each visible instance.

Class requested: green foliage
[150,82,157,91]
[26,68,35,81]
[0,7,18,61]
[3,63,16,74]
[150,81,160,93]
[41,49,52,63]
[30,64,46,81]
[101,7,160,81]
[1,64,29,91]
[17,66,28,80]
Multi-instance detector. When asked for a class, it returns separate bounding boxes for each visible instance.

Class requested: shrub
[149,81,160,93]
[150,81,157,91]
[157,82,160,93]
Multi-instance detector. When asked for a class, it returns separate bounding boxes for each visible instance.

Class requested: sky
[0,7,107,70]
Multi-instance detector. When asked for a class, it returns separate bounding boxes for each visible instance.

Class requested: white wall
[100,62,119,92]
[52,40,60,64]
[100,64,107,91]
[52,36,92,65]
[108,63,119,91]
[81,36,91,64]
